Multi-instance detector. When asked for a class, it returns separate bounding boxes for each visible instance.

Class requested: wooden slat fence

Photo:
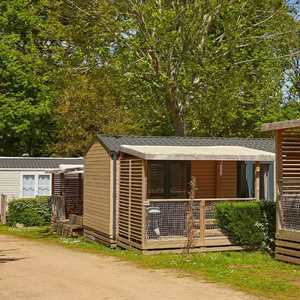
[118,159,144,246]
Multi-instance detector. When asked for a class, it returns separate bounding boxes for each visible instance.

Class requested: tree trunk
[166,86,185,136]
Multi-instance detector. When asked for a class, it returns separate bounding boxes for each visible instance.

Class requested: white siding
[0,170,52,199]
[0,171,20,199]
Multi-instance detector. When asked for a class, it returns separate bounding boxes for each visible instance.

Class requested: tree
[52,72,136,155]
[0,0,59,156]
[114,0,299,136]
[47,1,299,156]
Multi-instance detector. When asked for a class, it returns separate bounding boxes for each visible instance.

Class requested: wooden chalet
[84,135,275,252]
[262,120,300,264]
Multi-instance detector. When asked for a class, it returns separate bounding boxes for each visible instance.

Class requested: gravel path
[0,235,256,300]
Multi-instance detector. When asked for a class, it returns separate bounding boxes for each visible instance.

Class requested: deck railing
[145,198,254,241]
[281,194,300,231]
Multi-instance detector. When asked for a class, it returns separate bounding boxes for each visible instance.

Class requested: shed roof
[120,145,275,161]
[97,134,275,156]
[261,119,300,131]
[0,157,83,169]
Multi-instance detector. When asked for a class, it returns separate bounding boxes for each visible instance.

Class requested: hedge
[8,197,51,227]
[215,200,276,251]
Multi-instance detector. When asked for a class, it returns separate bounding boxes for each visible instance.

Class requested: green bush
[215,201,276,251]
[8,197,51,227]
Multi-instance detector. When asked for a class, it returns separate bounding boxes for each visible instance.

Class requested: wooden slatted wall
[118,159,144,248]
[64,174,83,217]
[281,128,300,195]
[192,161,216,198]
[219,161,237,198]
[192,161,237,198]
[52,174,61,196]
[275,128,300,265]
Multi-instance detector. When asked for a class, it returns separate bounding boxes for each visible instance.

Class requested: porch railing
[281,194,300,231]
[145,198,254,241]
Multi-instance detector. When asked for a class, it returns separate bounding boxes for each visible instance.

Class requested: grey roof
[97,134,275,156]
[0,157,83,169]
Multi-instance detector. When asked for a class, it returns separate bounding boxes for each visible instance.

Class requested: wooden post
[275,129,283,231]
[254,162,260,201]
[1,194,8,224]
[128,160,132,246]
[200,200,206,241]
[186,177,196,253]
[79,173,83,215]
[60,173,66,219]
[141,160,148,249]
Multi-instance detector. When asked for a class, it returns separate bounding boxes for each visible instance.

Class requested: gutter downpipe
[112,152,117,241]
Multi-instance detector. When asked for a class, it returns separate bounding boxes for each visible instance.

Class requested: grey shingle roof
[97,134,275,156]
[0,157,83,169]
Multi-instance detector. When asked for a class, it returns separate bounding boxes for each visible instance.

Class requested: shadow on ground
[0,249,26,264]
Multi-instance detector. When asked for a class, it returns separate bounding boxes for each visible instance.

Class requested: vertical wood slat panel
[192,161,237,199]
[118,159,143,246]
[276,127,300,265]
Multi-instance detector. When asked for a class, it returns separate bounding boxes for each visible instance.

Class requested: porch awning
[46,164,84,174]
[120,145,275,161]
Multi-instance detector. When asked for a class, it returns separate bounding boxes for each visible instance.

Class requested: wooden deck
[275,229,300,265]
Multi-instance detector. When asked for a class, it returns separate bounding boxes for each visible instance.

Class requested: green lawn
[1,225,299,300]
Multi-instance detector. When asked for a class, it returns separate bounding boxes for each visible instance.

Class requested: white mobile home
[0,157,83,199]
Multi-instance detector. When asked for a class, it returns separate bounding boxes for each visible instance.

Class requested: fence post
[254,162,260,201]
[1,194,8,224]
[200,200,206,241]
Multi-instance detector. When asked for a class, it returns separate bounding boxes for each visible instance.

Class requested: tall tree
[0,0,59,156]
[114,0,299,136]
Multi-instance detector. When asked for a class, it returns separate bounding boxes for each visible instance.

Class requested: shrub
[8,197,51,227]
[215,201,276,251]
[258,200,276,252]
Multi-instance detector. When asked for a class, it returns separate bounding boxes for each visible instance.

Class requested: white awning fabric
[46,164,84,174]
[120,145,275,161]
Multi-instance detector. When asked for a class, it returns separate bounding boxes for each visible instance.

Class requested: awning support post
[254,162,260,201]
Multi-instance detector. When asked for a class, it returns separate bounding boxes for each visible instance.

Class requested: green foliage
[113,1,299,136]
[49,0,300,150]
[215,201,276,250]
[0,1,299,155]
[8,197,51,227]
[0,0,60,156]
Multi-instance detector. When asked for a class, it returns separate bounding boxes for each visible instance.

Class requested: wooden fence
[1,194,8,224]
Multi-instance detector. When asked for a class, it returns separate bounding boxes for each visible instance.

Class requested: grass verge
[0,225,299,300]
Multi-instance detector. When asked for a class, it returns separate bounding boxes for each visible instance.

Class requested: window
[21,174,51,197]
[38,175,51,196]
[148,161,191,199]
[22,175,35,197]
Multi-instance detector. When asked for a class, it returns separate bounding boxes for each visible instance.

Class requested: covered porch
[117,145,274,252]
[49,164,84,222]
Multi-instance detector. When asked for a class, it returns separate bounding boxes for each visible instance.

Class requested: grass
[1,225,300,300]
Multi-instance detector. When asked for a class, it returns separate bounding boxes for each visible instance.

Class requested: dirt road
[0,235,255,300]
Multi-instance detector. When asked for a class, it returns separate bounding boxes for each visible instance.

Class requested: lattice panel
[119,159,143,245]
[146,201,200,239]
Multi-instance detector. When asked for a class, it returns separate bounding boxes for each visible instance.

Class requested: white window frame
[20,172,52,197]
